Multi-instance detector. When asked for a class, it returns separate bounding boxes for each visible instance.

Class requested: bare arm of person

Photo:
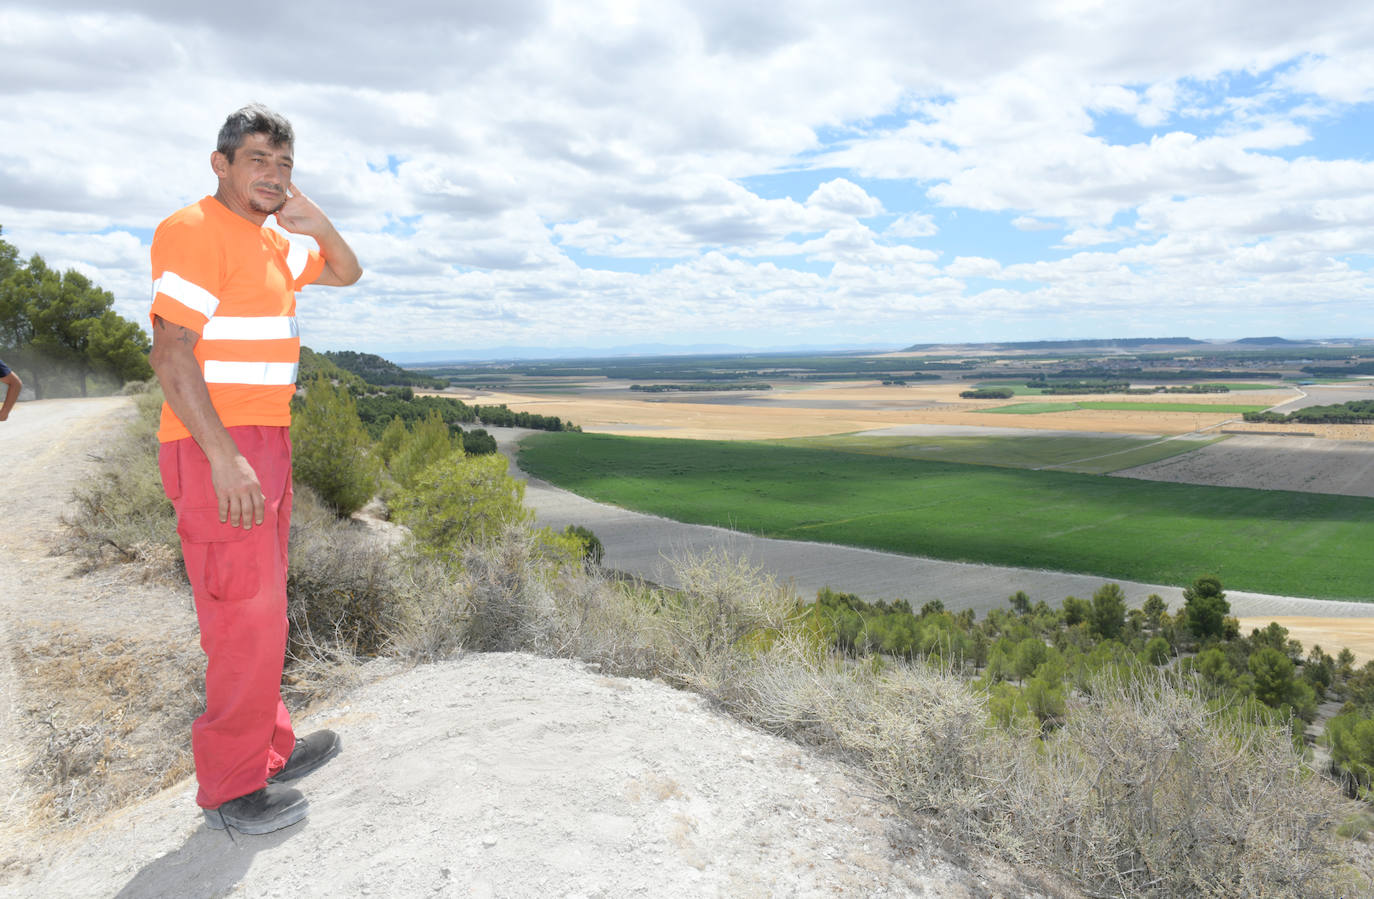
[274,182,362,287]
[0,371,21,421]
[148,315,264,529]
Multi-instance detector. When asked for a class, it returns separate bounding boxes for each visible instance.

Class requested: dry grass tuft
[59,390,178,576]
[13,630,202,826]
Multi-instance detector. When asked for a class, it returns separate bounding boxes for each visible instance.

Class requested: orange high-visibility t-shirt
[150,196,325,443]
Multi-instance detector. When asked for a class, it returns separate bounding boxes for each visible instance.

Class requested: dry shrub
[653,549,800,699]
[285,484,435,659]
[637,555,1367,898]
[725,634,1016,845]
[282,632,370,709]
[390,526,664,678]
[1008,674,1364,898]
[59,390,177,575]
[13,630,202,826]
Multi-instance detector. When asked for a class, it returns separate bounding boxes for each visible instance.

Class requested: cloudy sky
[2,0,1372,360]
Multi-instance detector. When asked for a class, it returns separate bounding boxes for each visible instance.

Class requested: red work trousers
[159,425,296,809]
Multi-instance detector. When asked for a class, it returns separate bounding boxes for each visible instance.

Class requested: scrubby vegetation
[46,389,1374,897]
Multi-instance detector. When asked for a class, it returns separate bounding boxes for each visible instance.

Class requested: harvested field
[1234,617,1374,666]
[1117,435,1374,497]
[445,381,1304,441]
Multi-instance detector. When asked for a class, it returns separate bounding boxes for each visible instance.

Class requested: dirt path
[1,400,1057,896]
[0,397,156,839]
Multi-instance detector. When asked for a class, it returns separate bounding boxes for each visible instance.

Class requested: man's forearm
[316,222,362,285]
[0,376,20,420]
[152,348,239,464]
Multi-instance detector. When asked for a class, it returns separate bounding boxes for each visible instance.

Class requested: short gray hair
[217,104,294,161]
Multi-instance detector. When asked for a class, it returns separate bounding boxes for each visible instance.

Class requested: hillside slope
[0,398,1053,898]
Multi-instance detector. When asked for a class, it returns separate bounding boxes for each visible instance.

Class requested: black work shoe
[268,730,342,784]
[203,784,308,835]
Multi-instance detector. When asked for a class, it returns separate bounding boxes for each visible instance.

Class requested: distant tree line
[1041,368,1273,381]
[904,337,1206,352]
[1244,400,1374,425]
[1020,378,1233,395]
[420,353,975,383]
[1302,362,1374,377]
[800,371,940,381]
[1027,378,1132,394]
[961,387,1015,399]
[630,383,772,392]
[0,227,152,398]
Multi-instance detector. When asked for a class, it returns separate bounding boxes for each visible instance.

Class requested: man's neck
[213,190,269,226]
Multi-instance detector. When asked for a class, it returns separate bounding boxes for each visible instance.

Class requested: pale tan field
[1234,617,1374,666]
[441,381,1320,441]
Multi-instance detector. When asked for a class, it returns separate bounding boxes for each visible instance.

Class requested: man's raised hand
[274,182,329,237]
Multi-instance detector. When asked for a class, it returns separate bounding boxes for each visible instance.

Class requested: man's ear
[210,150,228,178]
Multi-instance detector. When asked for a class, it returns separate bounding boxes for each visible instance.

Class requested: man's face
[211,132,294,220]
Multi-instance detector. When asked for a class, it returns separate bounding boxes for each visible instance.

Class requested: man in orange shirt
[149,104,362,835]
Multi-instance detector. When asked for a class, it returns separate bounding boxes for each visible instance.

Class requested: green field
[518,432,1374,600]
[981,401,1269,414]
[779,433,1224,475]
[1075,401,1271,413]
[981,402,1082,414]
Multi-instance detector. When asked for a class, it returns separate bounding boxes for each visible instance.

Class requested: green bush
[391,451,532,556]
[1089,582,1127,640]
[561,524,605,567]
[1142,635,1171,665]
[1182,575,1229,640]
[389,408,457,489]
[290,375,380,517]
[376,415,409,465]
[1325,711,1374,797]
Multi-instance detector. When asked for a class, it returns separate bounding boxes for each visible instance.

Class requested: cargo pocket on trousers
[176,508,260,601]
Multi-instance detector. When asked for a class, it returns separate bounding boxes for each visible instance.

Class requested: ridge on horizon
[372,335,1372,368]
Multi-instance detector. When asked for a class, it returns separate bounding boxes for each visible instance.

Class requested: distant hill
[1232,337,1299,346]
[322,350,449,389]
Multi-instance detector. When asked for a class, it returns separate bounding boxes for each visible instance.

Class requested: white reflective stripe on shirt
[152,271,219,320]
[286,241,310,280]
[203,361,299,386]
[201,316,299,341]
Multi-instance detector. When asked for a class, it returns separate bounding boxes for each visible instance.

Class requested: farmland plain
[454,371,1374,653]
[517,432,1374,601]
